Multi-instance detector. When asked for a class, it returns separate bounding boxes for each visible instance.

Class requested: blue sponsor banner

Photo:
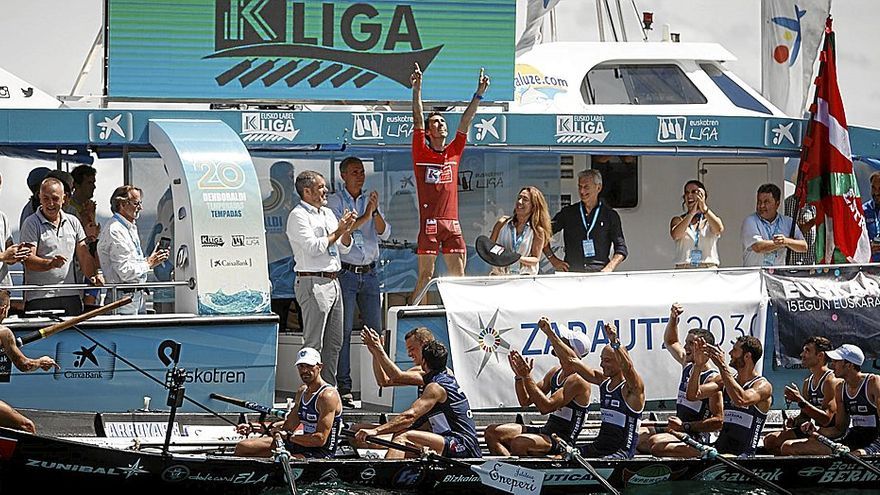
[107,0,515,102]
[1,319,277,412]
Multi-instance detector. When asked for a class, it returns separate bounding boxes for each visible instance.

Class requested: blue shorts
[442,434,481,458]
[524,425,567,455]
[285,440,333,459]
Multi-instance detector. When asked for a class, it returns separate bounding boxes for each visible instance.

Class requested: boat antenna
[602,0,619,41]
[615,0,628,41]
[44,315,238,427]
[596,0,606,41]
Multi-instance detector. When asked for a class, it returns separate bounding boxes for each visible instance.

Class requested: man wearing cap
[327,156,390,408]
[799,344,880,456]
[355,340,481,459]
[639,303,723,457]
[763,336,839,455]
[484,325,591,456]
[235,347,343,458]
[287,171,356,386]
[540,316,645,458]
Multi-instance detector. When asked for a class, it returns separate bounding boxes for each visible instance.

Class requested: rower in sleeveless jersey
[763,336,839,455]
[539,317,646,459]
[688,336,773,456]
[800,344,880,456]
[355,340,481,459]
[234,347,343,458]
[484,328,591,456]
[639,303,723,457]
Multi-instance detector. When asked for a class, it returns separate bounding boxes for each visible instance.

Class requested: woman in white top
[670,180,724,269]
[489,186,552,275]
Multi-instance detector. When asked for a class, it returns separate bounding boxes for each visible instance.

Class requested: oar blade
[470,460,544,495]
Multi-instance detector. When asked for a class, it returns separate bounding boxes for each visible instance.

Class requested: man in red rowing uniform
[484,329,591,456]
[234,347,343,458]
[688,336,772,457]
[355,340,481,459]
[409,62,489,304]
[0,290,59,433]
[539,317,646,458]
[799,344,880,456]
[638,303,723,457]
[763,336,839,455]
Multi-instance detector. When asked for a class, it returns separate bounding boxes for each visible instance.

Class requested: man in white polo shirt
[741,183,807,266]
[287,171,356,386]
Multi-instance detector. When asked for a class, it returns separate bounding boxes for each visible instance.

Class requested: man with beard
[763,336,839,455]
[235,347,343,458]
[638,303,723,457]
[688,336,772,456]
[355,340,481,459]
[539,317,645,458]
[484,325,591,456]
[800,344,880,456]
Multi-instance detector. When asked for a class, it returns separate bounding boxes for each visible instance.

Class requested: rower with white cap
[484,322,591,456]
[234,347,343,458]
[798,344,880,456]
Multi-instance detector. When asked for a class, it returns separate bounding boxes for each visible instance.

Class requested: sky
[0,0,878,127]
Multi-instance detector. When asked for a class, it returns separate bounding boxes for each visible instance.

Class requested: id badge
[762,253,776,266]
[582,239,596,258]
[352,229,365,249]
[425,218,438,235]
[328,243,338,256]
[689,249,703,266]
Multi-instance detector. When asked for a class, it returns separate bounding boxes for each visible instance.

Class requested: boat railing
[4,280,193,315]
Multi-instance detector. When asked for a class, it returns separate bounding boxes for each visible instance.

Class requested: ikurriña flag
[795,17,871,264]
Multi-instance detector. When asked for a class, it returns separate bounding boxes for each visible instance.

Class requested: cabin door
[698,160,771,267]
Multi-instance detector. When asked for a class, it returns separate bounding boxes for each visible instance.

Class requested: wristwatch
[683,422,692,433]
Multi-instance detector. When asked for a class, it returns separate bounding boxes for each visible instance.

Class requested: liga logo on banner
[107,0,515,101]
[437,271,767,409]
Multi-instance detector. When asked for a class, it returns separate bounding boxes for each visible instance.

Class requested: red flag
[795,17,870,263]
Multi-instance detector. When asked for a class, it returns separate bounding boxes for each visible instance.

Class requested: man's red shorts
[417,218,466,255]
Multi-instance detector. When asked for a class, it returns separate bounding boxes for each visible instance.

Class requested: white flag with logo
[516,0,564,55]
[761,0,831,117]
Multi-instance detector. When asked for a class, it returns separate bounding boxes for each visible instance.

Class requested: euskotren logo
[209,0,443,90]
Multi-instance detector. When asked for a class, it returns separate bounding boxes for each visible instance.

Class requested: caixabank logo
[207,0,443,91]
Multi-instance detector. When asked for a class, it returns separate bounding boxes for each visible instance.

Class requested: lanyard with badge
[343,190,366,250]
[760,216,781,266]
[508,221,530,274]
[689,214,703,266]
[579,203,601,258]
[321,208,338,257]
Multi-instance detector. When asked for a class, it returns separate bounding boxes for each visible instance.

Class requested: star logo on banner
[458,308,514,377]
[97,114,126,139]
[475,117,499,141]
[118,458,149,479]
[771,122,795,145]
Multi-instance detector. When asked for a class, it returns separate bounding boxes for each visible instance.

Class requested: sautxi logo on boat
[209,0,443,90]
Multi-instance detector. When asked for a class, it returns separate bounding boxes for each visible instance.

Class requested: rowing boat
[0,425,877,494]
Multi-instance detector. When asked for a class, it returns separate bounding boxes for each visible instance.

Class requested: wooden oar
[17,296,133,347]
[552,435,620,495]
[210,393,290,418]
[813,432,880,478]
[273,432,298,495]
[339,429,544,495]
[671,431,793,495]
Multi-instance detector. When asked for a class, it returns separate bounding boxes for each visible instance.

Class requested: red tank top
[412,129,467,220]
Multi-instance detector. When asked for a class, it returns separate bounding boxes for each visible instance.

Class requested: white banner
[761,0,831,117]
[438,271,767,409]
[516,0,564,55]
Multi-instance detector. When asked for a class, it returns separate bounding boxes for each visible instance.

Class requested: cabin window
[591,155,639,208]
[581,64,707,105]
[701,64,772,115]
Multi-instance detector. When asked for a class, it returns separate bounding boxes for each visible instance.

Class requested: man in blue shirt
[862,171,880,262]
[327,157,390,407]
